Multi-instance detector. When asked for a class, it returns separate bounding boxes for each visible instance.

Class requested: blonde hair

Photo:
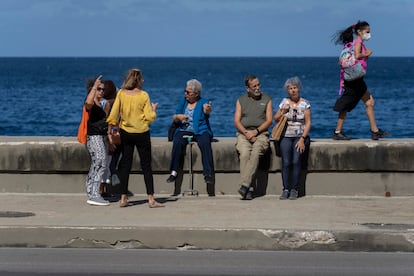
[121,68,143,90]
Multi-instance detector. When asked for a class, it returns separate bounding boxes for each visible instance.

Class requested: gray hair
[283,76,302,91]
[186,79,202,96]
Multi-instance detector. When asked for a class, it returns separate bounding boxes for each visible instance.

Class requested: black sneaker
[371,128,389,140]
[333,131,351,140]
[244,191,253,200]
[289,189,298,200]
[279,190,289,200]
[238,185,249,199]
[166,175,177,183]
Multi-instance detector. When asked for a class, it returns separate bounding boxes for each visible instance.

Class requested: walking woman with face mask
[332,20,388,141]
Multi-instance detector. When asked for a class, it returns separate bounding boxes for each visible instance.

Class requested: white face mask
[362,33,371,41]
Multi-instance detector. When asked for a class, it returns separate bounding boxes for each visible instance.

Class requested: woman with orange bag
[83,75,110,206]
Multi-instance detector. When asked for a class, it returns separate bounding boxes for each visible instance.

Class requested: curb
[1,226,413,252]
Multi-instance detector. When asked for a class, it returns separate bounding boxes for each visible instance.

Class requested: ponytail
[332,26,354,45]
[332,20,370,45]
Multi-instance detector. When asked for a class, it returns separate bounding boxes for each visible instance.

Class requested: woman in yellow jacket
[107,69,163,208]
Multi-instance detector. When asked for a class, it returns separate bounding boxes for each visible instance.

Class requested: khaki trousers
[236,132,269,187]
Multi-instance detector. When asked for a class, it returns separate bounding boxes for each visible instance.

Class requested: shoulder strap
[344,42,353,48]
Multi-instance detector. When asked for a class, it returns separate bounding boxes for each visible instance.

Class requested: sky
[0,0,413,57]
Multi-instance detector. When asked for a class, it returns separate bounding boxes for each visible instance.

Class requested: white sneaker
[87,196,110,206]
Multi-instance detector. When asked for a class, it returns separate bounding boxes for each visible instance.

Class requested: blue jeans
[280,136,309,191]
[170,131,214,177]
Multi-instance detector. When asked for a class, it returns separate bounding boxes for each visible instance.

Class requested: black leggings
[117,129,154,195]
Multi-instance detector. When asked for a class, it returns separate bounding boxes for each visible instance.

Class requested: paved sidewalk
[0,193,413,251]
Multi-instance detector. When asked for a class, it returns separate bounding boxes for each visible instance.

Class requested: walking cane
[182,135,198,196]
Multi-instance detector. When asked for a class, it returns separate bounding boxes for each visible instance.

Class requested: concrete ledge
[0,137,413,195]
[2,137,414,172]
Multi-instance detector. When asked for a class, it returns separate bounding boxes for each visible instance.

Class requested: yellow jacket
[107,89,156,133]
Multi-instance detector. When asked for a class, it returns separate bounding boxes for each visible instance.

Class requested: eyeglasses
[185,90,194,95]
[97,87,105,92]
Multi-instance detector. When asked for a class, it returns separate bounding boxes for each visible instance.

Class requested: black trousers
[118,129,154,195]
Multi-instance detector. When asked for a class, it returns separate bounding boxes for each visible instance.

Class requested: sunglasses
[97,87,105,92]
[249,83,261,89]
[185,90,194,95]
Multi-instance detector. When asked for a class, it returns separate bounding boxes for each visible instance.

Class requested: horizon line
[0,55,412,58]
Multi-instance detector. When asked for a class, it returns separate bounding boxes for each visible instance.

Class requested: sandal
[148,201,164,208]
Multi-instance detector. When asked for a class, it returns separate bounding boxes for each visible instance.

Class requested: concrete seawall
[0,136,413,196]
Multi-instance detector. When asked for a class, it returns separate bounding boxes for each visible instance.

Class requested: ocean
[1,57,413,138]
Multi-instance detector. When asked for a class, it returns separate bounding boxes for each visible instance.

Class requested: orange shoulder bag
[77,106,89,144]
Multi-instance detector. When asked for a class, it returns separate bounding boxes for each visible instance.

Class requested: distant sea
[1,57,413,139]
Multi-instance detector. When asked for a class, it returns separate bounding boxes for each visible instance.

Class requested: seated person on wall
[274,76,311,200]
[166,79,215,196]
[234,74,273,200]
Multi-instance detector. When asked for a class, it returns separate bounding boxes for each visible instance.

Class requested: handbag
[271,115,288,157]
[168,98,186,141]
[343,63,366,81]
[108,127,121,145]
[168,121,179,142]
[339,42,366,81]
[272,115,287,141]
[77,106,89,144]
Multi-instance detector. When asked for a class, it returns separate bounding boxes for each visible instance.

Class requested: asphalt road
[1,248,414,275]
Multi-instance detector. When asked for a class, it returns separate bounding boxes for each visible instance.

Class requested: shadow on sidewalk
[128,196,179,207]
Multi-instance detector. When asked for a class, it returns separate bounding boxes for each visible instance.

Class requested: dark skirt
[333,78,368,112]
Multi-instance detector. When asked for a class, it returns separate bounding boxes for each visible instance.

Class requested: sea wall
[0,137,413,196]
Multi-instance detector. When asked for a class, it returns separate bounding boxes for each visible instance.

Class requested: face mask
[362,33,371,41]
